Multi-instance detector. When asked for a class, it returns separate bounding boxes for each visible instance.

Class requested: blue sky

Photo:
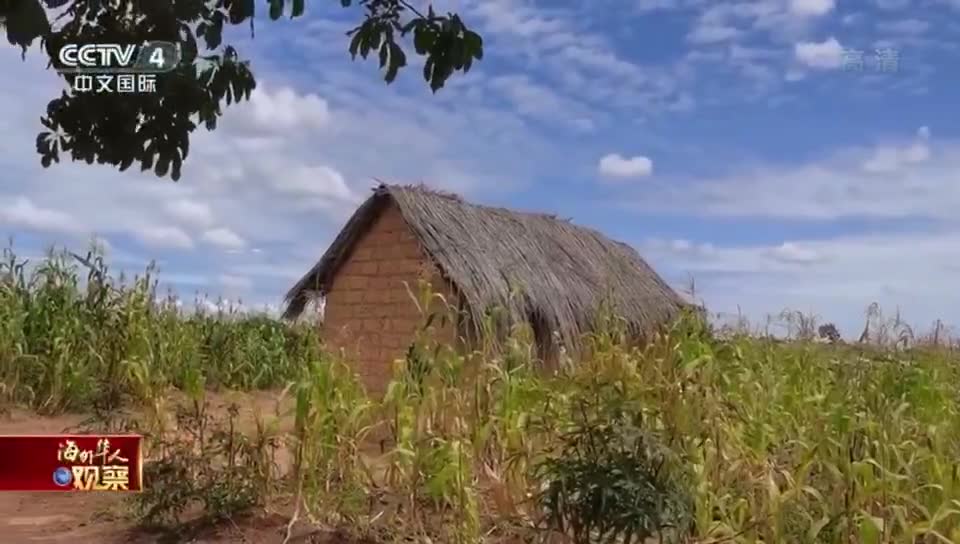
[1,0,959,337]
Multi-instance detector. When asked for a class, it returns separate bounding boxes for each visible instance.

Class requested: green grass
[3,244,960,543]
[0,244,320,413]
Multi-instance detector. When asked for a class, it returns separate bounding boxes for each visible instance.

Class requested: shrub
[535,380,693,544]
[133,399,283,528]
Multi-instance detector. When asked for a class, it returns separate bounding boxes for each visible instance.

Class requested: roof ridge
[382,182,465,203]
[283,181,686,338]
[386,183,580,224]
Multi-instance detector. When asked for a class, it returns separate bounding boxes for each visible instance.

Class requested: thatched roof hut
[284,184,686,364]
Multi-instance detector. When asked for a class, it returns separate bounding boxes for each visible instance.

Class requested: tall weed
[0,243,318,413]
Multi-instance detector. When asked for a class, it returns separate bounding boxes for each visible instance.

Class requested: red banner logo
[0,435,143,492]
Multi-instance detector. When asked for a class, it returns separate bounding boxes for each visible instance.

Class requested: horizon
[4,239,952,345]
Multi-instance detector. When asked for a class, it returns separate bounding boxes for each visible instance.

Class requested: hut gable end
[320,201,456,392]
[326,202,424,306]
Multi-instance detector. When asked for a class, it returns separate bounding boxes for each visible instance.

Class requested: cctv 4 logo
[57,42,176,72]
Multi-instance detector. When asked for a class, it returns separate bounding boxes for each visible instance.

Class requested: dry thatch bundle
[283,183,687,351]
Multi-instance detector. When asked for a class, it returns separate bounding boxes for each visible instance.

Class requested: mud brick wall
[323,201,459,395]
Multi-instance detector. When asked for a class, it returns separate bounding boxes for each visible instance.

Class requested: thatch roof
[283,184,687,348]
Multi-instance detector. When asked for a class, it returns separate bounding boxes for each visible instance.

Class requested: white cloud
[464,0,569,39]
[202,228,247,250]
[90,236,112,253]
[877,19,930,35]
[785,68,807,81]
[688,23,741,44]
[228,262,306,281]
[690,0,828,44]
[646,237,716,256]
[640,229,960,335]
[621,127,954,221]
[635,0,680,12]
[219,274,253,290]
[729,44,780,62]
[487,74,596,129]
[444,0,691,115]
[268,164,356,202]
[861,144,929,172]
[862,127,931,173]
[667,93,696,112]
[794,37,844,69]
[246,84,331,131]
[875,0,910,8]
[598,153,654,179]
[197,297,223,314]
[134,226,194,250]
[0,197,77,234]
[768,242,823,264]
[165,199,214,228]
[159,272,210,287]
[789,0,835,17]
[558,45,642,79]
[842,13,863,25]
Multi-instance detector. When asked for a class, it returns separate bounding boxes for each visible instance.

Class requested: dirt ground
[0,390,363,543]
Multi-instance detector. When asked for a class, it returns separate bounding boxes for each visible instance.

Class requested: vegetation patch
[4,245,960,543]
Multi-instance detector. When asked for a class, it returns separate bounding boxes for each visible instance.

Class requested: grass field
[2,245,960,543]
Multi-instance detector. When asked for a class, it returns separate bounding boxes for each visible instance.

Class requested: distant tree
[818,323,841,344]
[0,0,483,181]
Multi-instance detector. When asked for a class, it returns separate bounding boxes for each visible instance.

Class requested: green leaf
[2,0,50,50]
[171,156,182,181]
[291,0,304,17]
[207,14,224,49]
[423,58,434,85]
[242,71,256,100]
[413,25,433,55]
[348,30,363,59]
[378,41,388,68]
[229,76,244,105]
[464,30,483,60]
[359,25,376,58]
[269,0,283,20]
[858,514,883,544]
[141,148,156,171]
[181,25,199,63]
[384,42,405,83]
[155,157,170,178]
